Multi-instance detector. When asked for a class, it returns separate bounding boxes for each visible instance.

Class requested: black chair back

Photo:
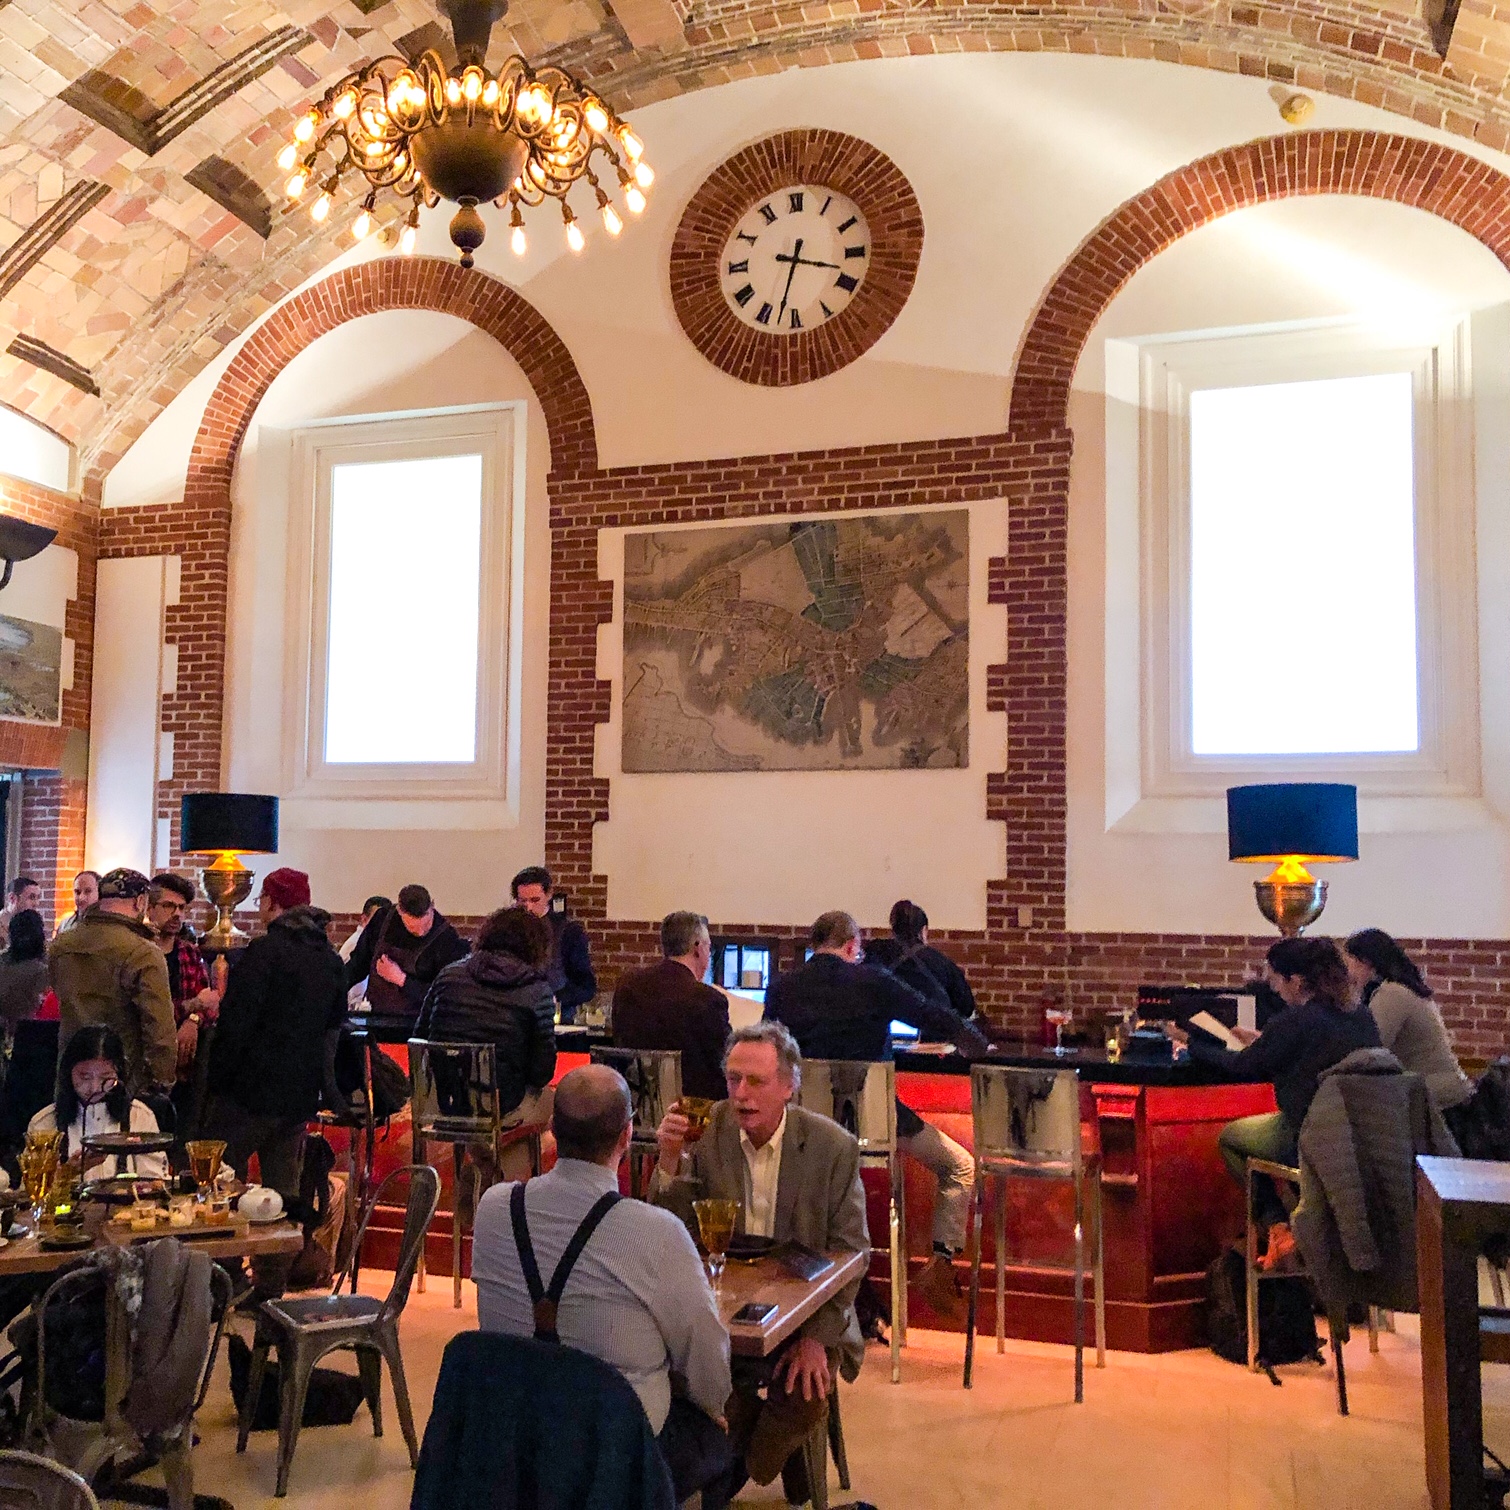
[2,1018,58,1149]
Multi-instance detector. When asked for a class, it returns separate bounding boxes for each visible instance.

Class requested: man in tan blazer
[652,1019,868,1505]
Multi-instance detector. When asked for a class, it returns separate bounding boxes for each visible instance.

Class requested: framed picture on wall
[0,612,62,725]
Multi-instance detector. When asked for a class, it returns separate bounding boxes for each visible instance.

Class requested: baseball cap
[97,867,150,900]
[260,867,311,910]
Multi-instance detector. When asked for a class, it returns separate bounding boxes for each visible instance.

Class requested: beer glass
[693,1198,740,1290]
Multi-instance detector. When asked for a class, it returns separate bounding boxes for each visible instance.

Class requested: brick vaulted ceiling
[6,0,1510,497]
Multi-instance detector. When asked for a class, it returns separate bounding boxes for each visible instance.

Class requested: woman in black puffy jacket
[417,905,557,1131]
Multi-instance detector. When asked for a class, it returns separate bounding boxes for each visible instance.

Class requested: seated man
[765,909,990,1320]
[612,910,732,1100]
[652,1021,869,1506]
[344,883,469,1018]
[472,1065,734,1506]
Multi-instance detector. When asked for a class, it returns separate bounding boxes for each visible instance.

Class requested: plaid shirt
[164,932,214,1027]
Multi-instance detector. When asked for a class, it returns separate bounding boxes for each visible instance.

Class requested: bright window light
[1189,372,1418,755]
[0,406,70,492]
[324,453,482,763]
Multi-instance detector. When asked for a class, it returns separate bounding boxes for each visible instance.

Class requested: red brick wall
[106,128,1510,1063]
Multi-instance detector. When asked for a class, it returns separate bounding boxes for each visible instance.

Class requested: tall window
[287,404,520,804]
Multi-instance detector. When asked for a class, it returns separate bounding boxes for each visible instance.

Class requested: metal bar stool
[962,1064,1106,1398]
[589,1046,682,1198]
[798,1059,907,1383]
[410,1039,540,1308]
[317,1026,378,1294]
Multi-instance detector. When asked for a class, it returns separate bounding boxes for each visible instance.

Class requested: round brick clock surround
[670,129,924,386]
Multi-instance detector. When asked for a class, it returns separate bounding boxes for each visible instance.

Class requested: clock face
[719,185,871,334]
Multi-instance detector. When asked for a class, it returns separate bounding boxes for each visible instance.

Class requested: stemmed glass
[19,1129,63,1230]
[1045,1006,1072,1056]
[693,1198,740,1292]
[185,1140,226,1210]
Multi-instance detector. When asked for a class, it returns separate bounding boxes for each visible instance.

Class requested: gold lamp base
[1254,878,1328,937]
[199,858,254,949]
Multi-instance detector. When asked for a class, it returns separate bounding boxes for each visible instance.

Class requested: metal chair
[0,1450,101,1510]
[798,1059,907,1383]
[1244,1156,1378,1416]
[962,1064,1106,1398]
[317,1025,378,1293]
[237,1163,440,1497]
[588,1046,682,1197]
[409,1039,543,1307]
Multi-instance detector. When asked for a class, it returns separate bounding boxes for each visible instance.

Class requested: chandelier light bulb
[353,208,372,240]
[311,192,331,222]
[463,69,482,102]
[285,170,308,199]
[633,160,654,189]
[400,222,417,255]
[511,223,527,256]
[333,90,357,119]
[601,202,623,236]
[625,184,646,214]
[276,142,298,171]
[482,79,499,106]
[584,100,609,134]
[619,128,643,161]
[445,77,462,106]
[566,219,585,252]
[294,112,318,143]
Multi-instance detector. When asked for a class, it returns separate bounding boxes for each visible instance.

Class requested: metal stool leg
[451,1143,466,1309]
[897,1156,908,1346]
[1092,1169,1106,1368]
[1245,1164,1260,1373]
[888,1156,902,1385]
[995,1172,1007,1354]
[827,1383,850,1490]
[1330,1315,1349,1416]
[1073,1177,1086,1405]
[414,1131,427,1294]
[963,1174,984,1388]
[1368,1305,1380,1354]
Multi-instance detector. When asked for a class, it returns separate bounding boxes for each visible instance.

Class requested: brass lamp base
[1254,879,1328,937]
[200,861,254,948]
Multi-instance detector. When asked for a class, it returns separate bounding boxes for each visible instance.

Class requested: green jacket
[50,908,176,1091]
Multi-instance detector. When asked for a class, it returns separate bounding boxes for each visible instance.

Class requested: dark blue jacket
[410,1330,675,1510]
[545,913,597,1020]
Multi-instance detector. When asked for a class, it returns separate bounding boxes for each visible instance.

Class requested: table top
[0,1217,303,1277]
[716,1248,869,1357]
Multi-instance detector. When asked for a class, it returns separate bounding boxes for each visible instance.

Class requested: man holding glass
[652,1020,869,1508]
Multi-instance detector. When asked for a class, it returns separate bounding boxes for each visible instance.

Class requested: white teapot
[239,1186,284,1223]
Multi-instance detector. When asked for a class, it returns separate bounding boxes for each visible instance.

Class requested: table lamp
[179,792,279,948]
[1226,782,1357,937]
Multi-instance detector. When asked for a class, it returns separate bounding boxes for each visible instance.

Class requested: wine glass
[20,1129,63,1229]
[678,1097,714,1145]
[693,1198,740,1291]
[1045,1006,1072,1056]
[185,1140,226,1209]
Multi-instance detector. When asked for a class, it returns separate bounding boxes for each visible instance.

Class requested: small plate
[245,1210,287,1226]
[39,1231,94,1251]
[726,1234,776,1261]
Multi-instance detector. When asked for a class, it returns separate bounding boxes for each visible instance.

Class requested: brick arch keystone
[142,256,596,862]
[1009,129,1510,429]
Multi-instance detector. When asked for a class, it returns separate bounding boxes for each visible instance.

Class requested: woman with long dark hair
[28,1025,168,1178]
[1344,928,1470,1114]
[0,908,48,1038]
[1186,936,1380,1263]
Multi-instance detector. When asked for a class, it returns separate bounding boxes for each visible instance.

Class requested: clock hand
[776,237,802,324]
[774,250,840,271]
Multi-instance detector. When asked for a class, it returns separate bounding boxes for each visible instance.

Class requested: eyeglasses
[73,1071,119,1095]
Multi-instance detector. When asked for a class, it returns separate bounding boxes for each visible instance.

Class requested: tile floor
[110,1276,1510,1510]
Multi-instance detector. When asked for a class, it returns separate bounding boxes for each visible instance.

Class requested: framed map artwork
[0,612,62,725]
[621,510,968,772]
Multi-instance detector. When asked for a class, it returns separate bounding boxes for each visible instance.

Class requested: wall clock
[670,129,923,387]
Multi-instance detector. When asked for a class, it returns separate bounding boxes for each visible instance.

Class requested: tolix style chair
[589,1046,682,1198]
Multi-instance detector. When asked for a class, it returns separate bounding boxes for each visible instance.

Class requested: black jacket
[416,950,557,1118]
[1187,996,1382,1130]
[545,913,597,1019]
[345,906,470,1016]
[612,958,732,1100]
[863,939,977,1021]
[208,906,347,1121]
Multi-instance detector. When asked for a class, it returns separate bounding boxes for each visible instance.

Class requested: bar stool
[409,1039,545,1308]
[798,1059,907,1384]
[963,1064,1105,1398]
[316,1026,377,1294]
[589,1046,682,1197]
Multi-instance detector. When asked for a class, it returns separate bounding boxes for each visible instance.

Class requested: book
[1188,1010,1245,1052]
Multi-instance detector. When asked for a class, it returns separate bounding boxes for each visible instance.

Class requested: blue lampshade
[1226,783,1358,864]
[180,793,279,856]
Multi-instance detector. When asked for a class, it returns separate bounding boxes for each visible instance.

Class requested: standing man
[511,866,596,1024]
[0,875,43,949]
[473,1065,735,1506]
[765,910,990,1321]
[53,870,100,937]
[652,1021,868,1507]
[202,868,347,1211]
[612,911,731,1100]
[50,867,176,1093]
[344,884,468,1019]
[148,873,221,1133]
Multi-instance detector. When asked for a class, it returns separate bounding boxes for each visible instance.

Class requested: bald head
[552,1065,633,1166]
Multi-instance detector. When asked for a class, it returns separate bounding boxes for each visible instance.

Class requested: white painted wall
[1066,196,1510,938]
[223,309,551,917]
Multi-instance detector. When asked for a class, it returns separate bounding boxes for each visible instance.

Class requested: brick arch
[1009,129,1510,428]
[137,256,595,862]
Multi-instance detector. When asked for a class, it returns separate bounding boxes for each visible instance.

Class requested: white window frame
[1112,317,1480,809]
[283,402,523,805]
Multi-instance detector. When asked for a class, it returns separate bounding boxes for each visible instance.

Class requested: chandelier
[275,0,654,265]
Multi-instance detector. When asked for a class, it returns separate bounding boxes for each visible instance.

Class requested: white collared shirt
[739,1108,787,1238]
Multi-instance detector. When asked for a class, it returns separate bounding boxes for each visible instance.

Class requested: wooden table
[717,1249,869,1357]
[0,1216,303,1277]
[1417,1156,1510,1510]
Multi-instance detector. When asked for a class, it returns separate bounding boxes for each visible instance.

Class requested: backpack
[1206,1244,1321,1372]
[331,1029,409,1121]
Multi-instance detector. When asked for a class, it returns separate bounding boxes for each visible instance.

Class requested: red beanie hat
[260,867,311,910]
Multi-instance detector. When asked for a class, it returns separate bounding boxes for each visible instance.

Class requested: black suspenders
[509,1181,621,1343]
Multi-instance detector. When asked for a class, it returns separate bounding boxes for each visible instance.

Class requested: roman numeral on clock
[788,191,804,213]
[835,273,858,293]
[758,203,777,225]
[845,245,866,259]
[820,196,832,215]
[734,284,755,306]
[820,301,835,319]
[788,309,802,329]
[727,259,749,274]
[736,231,757,245]
[756,302,773,324]
[837,215,857,233]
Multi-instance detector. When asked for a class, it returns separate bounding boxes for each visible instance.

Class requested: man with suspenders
[472,1065,736,1506]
